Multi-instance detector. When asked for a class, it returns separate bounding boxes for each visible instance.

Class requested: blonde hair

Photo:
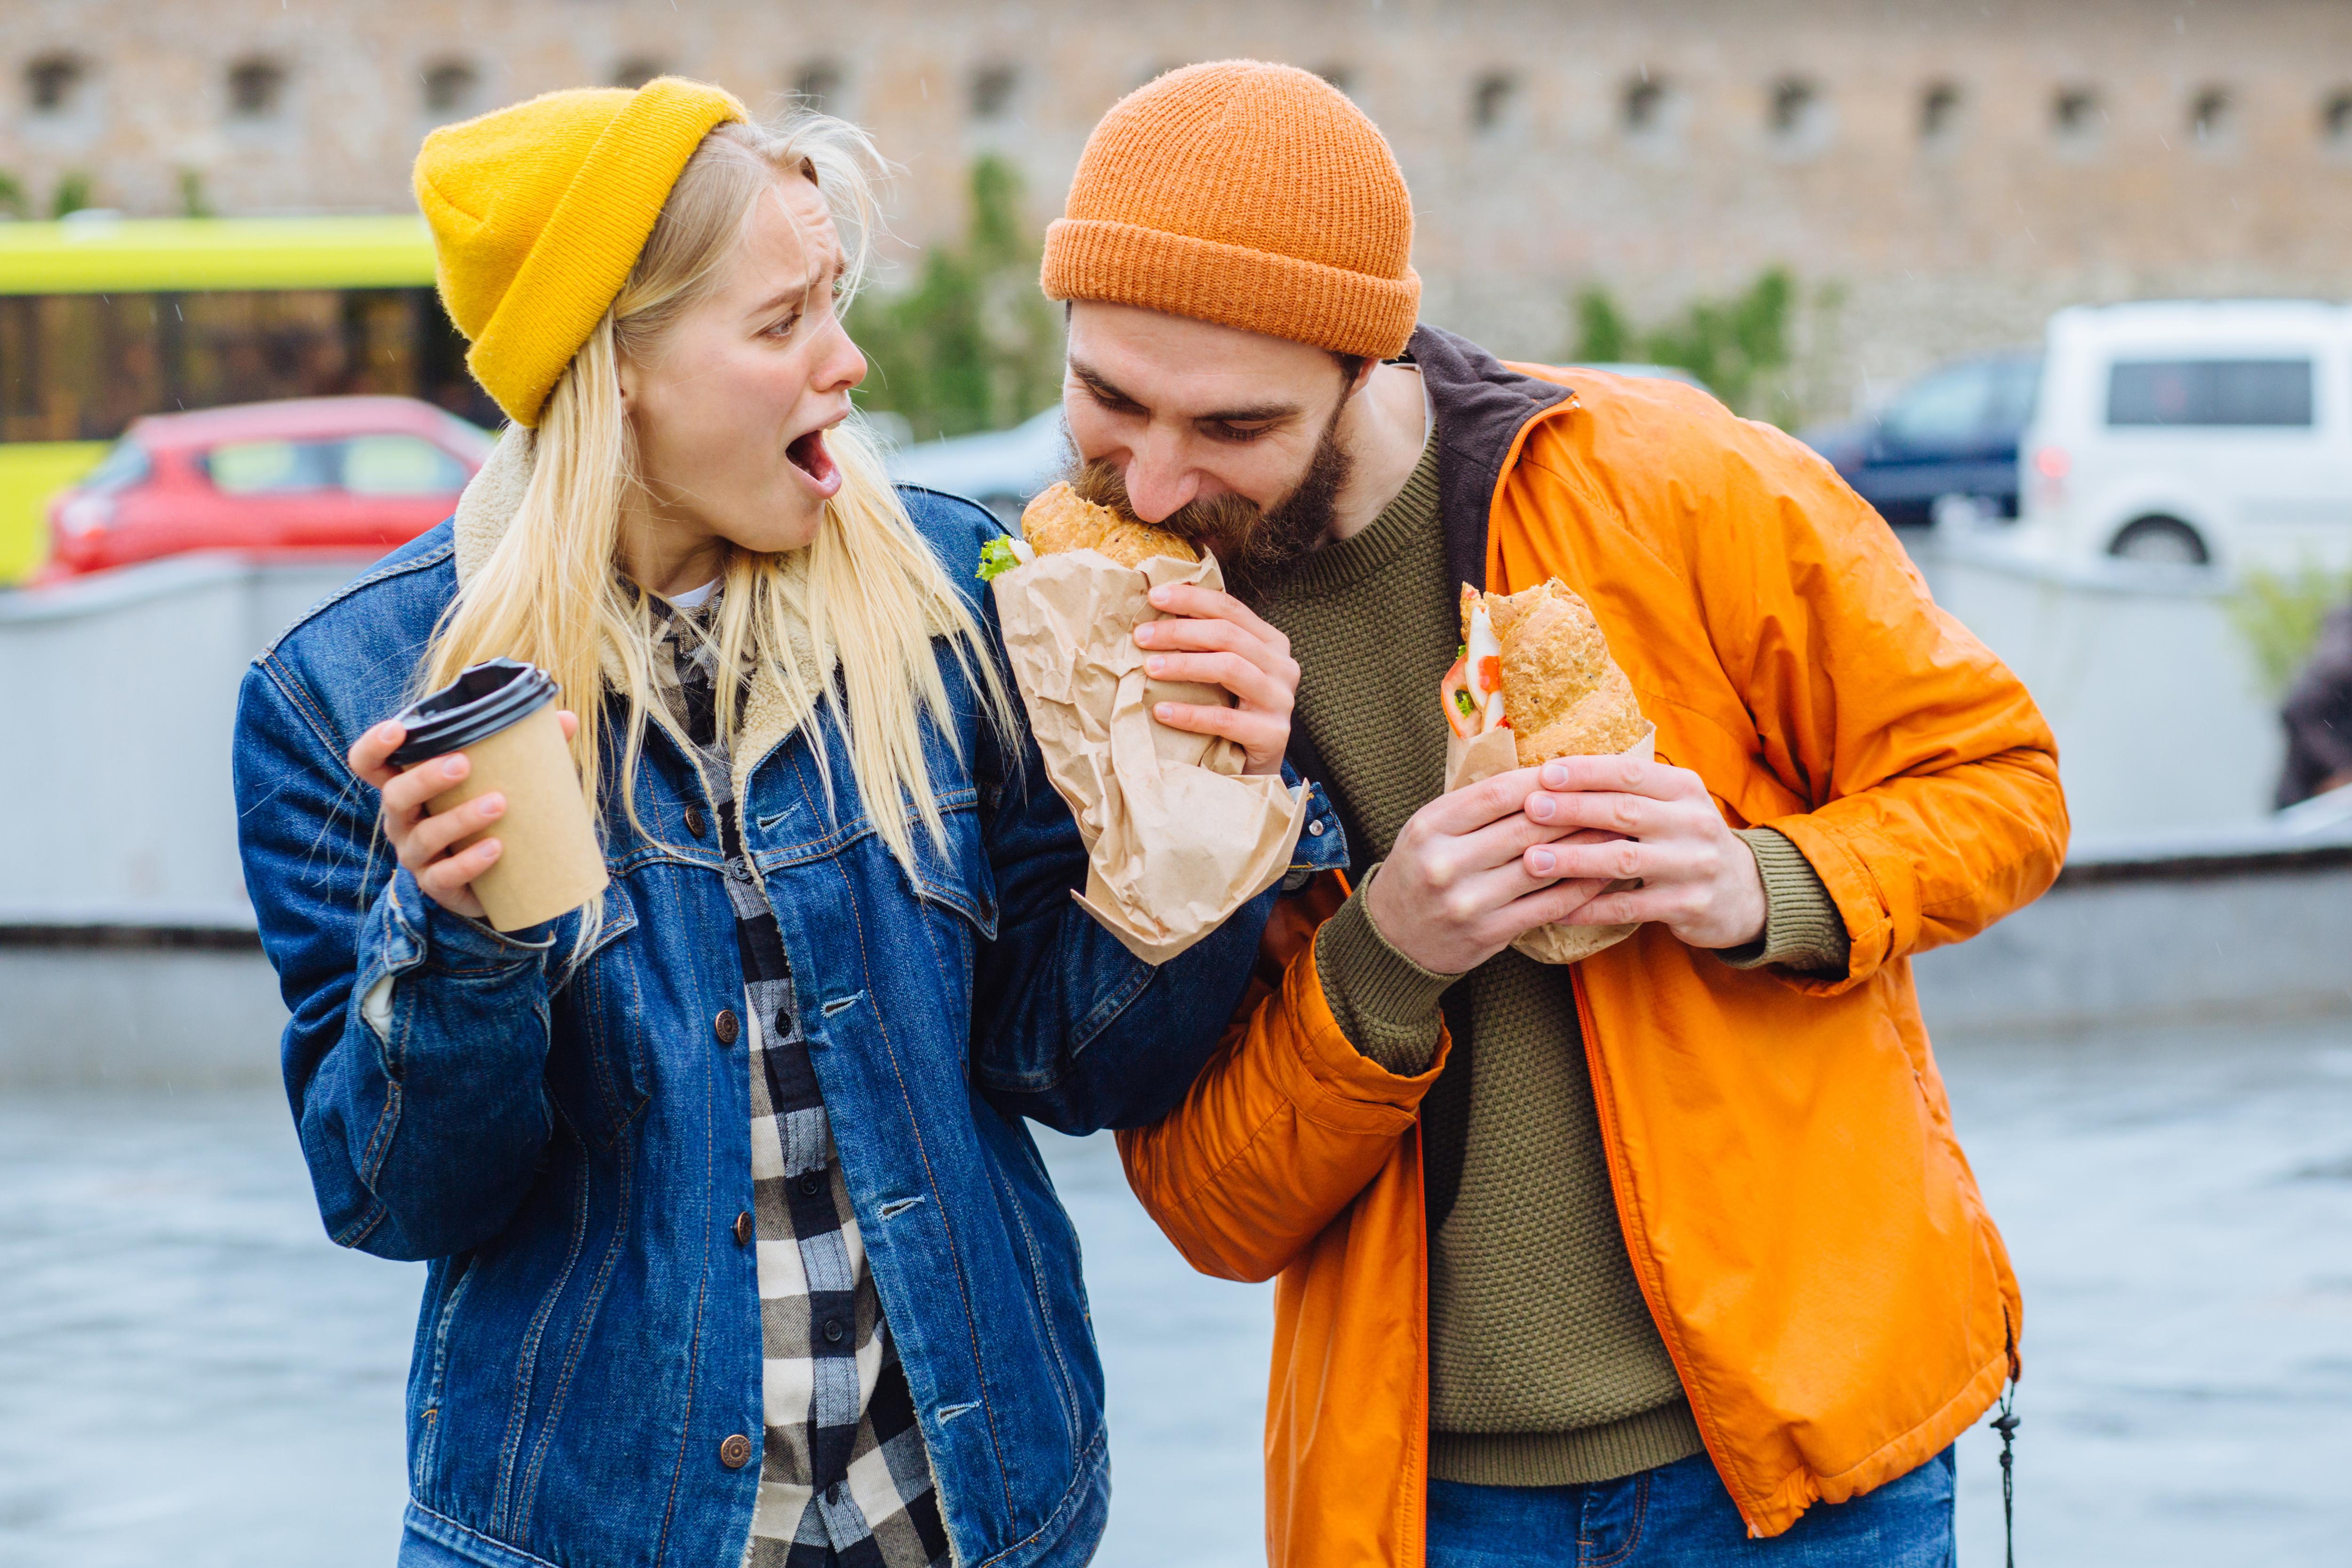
[422,113,1014,875]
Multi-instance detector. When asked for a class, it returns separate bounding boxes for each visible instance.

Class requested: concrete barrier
[1911,527,2287,836]
[0,554,371,915]
[6,819,2348,1085]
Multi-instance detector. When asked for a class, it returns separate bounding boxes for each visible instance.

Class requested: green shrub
[853,157,1063,443]
[0,171,26,221]
[1568,269,1816,422]
[178,168,214,219]
[50,171,92,219]
[2225,561,2352,698]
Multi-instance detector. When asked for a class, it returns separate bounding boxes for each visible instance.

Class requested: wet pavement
[2,1015,2348,1567]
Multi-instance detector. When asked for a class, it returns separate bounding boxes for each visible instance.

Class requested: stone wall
[6,0,2350,416]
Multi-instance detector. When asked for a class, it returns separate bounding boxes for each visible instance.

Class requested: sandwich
[977,482,1201,581]
[1442,578,1645,765]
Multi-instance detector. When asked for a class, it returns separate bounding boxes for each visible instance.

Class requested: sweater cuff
[1715,828,1851,977]
[1312,865,1456,1076]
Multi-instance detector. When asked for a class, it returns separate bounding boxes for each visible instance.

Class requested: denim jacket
[231,479,1347,1568]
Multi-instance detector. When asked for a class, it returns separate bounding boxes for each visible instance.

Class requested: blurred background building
[8,0,2352,425]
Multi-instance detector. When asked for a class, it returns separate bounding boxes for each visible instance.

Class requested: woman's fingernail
[480,840,501,861]
[445,757,466,778]
[1155,703,1176,720]
[1527,793,1554,821]
[1146,656,1165,675]
[1542,762,1569,788]
[1149,586,1173,605]
[481,794,504,817]
[1530,848,1557,874]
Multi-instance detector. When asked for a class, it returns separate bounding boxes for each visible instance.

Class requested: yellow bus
[0,215,491,582]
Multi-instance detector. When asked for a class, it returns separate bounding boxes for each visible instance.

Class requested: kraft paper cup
[387,659,609,932]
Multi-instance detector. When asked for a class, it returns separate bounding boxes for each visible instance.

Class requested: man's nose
[1121,428,1196,524]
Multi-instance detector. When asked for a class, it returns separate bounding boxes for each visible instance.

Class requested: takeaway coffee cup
[386,658,609,931]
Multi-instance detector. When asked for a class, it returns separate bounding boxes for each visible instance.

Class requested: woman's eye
[765,312,801,340]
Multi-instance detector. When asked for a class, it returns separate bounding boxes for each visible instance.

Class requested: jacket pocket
[410,1250,477,1492]
[545,879,649,1151]
[905,798,998,941]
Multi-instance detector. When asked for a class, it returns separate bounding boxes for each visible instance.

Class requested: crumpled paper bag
[1444,722,1657,965]
[993,547,1308,966]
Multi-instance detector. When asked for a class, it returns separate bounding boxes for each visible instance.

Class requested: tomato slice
[1440,657,1482,740]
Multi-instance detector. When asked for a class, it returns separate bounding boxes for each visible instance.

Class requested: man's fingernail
[1149,586,1173,604]
[1542,763,1568,787]
[1155,703,1176,720]
[445,757,466,777]
[1527,793,1553,821]
[481,794,504,817]
[1530,849,1557,874]
[1146,657,1165,675]
[480,840,501,861]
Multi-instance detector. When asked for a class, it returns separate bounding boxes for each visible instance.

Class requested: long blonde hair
[422,112,1014,874]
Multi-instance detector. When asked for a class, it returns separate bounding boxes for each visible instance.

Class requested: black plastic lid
[387,658,559,768]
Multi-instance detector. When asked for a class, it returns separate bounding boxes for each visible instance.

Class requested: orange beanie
[1041,61,1419,359]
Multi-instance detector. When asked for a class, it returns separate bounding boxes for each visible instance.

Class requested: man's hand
[1133,582,1298,776]
[1364,767,1620,974]
[1520,754,1767,950]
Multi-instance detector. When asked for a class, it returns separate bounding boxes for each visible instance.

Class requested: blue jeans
[1427,1447,1955,1568]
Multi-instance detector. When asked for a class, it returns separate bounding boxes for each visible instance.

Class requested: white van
[2012,300,2352,570]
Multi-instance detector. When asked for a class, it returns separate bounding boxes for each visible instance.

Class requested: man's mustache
[1065,458,1263,550]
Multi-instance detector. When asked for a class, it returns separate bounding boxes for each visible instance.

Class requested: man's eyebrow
[1069,360,1304,424]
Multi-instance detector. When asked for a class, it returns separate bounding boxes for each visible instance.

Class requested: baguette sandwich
[977,482,1201,581]
[1442,578,1646,765]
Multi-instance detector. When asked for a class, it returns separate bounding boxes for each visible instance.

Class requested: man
[1045,62,2068,1567]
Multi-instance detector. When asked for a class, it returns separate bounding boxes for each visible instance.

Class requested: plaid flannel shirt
[649,594,949,1568]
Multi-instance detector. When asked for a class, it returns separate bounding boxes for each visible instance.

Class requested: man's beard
[1065,411,1352,604]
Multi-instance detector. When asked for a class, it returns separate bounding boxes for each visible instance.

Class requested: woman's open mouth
[786,426,843,499]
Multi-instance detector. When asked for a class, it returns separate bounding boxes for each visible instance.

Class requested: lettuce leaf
[976,536,1025,583]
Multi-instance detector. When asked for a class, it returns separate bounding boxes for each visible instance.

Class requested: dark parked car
[1802,352,2041,529]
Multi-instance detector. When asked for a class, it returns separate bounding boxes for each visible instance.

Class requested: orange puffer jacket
[1118,331,2066,1564]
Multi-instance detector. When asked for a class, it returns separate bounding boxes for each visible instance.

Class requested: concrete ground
[2,1015,2348,1566]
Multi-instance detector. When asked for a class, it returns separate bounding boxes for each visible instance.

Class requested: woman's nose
[815,318,867,394]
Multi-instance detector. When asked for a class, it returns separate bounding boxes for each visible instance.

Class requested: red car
[43,396,495,578]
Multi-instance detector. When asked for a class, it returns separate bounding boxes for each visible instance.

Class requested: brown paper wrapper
[993,548,1308,966]
[1443,722,1656,965]
[425,701,610,932]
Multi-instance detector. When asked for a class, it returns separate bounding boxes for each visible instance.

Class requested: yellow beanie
[1041,61,1419,360]
[413,77,746,427]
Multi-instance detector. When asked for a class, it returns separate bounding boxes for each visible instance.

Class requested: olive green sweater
[1261,437,1850,1487]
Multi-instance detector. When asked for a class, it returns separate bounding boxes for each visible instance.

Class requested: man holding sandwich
[1048,62,2067,1566]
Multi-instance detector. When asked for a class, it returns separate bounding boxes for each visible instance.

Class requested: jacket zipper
[1568,966,1765,1537]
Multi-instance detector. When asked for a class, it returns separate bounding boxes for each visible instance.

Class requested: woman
[231,79,1335,1568]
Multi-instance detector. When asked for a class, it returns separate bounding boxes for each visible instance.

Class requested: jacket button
[719,1432,754,1469]
[1307,820,1325,837]
[714,1009,740,1046]
[685,805,707,838]
[797,1172,822,1197]
[733,1211,753,1246]
[822,1318,844,1345]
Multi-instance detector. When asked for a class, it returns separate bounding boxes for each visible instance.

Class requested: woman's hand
[347,712,579,919]
[1131,582,1298,776]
